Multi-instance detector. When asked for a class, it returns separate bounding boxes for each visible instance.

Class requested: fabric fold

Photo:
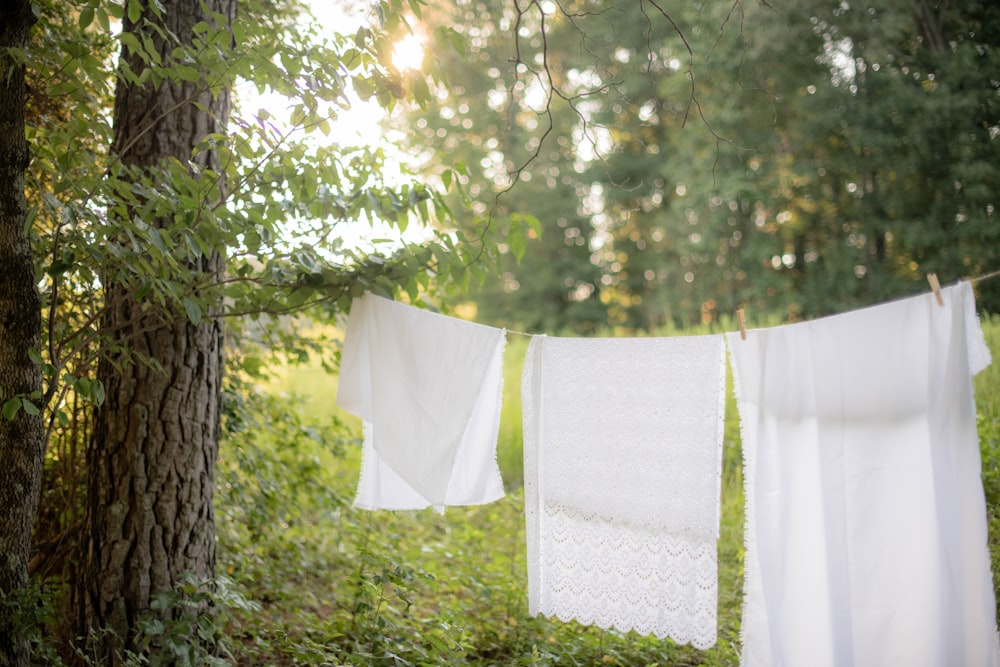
[523,333,727,649]
[337,292,506,511]
[729,280,999,667]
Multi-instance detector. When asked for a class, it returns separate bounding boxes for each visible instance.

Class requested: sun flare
[392,32,425,71]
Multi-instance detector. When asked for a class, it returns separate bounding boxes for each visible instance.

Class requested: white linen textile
[337,292,506,511]
[728,281,999,667]
[522,334,727,648]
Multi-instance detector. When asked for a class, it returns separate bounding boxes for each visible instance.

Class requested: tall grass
[215,316,1000,665]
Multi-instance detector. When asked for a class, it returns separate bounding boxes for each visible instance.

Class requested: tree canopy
[400,0,1000,331]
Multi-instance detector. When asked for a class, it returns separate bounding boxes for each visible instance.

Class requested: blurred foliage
[400,0,1000,332]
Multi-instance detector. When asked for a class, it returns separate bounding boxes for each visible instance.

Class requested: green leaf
[96,6,111,32]
[353,77,374,100]
[508,224,527,263]
[79,6,95,30]
[409,71,431,108]
[147,227,168,255]
[92,380,106,407]
[119,32,142,56]
[174,64,201,82]
[21,400,39,416]
[241,356,265,377]
[523,214,543,238]
[2,397,21,421]
[127,0,142,24]
[183,297,202,325]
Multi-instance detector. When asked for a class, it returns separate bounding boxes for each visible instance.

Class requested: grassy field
[213,315,1000,666]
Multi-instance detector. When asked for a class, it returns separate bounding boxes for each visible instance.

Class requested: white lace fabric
[523,334,726,649]
[337,293,506,511]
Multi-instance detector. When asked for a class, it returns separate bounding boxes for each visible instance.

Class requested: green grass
[976,314,1000,623]
[215,316,1000,666]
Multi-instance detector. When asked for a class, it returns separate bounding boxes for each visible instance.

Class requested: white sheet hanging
[728,281,999,667]
[337,292,506,511]
[522,334,727,648]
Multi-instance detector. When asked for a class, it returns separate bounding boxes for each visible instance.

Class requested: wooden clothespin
[927,273,944,306]
[736,307,747,340]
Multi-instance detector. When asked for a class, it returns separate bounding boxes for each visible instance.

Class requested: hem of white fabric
[529,609,718,651]
[714,334,727,540]
[522,335,545,616]
[961,280,993,375]
[353,420,373,510]
[491,331,509,494]
[352,489,507,513]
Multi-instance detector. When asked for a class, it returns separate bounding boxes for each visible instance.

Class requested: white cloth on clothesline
[337,292,506,511]
[522,333,727,649]
[728,280,999,667]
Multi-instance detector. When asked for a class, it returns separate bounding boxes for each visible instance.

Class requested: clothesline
[502,268,1000,340]
[969,267,1000,284]
[336,283,999,662]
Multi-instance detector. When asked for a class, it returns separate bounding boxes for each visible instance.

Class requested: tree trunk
[0,2,44,666]
[77,0,234,661]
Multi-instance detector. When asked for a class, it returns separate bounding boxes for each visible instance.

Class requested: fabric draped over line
[336,292,507,511]
[522,334,727,649]
[334,285,999,662]
[728,281,999,667]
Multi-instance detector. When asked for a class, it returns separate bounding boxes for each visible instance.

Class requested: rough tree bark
[0,2,44,666]
[77,0,235,661]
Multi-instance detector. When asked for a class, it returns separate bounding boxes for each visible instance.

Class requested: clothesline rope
[501,268,1000,340]
[969,268,1000,284]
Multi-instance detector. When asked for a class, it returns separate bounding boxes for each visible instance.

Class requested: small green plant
[129,574,260,667]
[0,580,67,666]
[348,551,439,661]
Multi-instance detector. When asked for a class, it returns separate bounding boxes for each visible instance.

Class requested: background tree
[402,0,783,331]
[0,2,45,665]
[404,0,1000,330]
[398,0,613,333]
